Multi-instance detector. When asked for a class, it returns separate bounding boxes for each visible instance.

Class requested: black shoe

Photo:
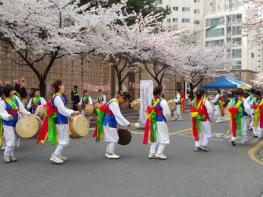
[200,146,209,152]
[254,135,258,138]
[231,140,236,146]
[192,147,201,152]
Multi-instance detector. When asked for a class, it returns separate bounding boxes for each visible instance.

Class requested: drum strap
[7,110,18,115]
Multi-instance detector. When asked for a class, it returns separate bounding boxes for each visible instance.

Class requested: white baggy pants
[214,105,222,122]
[173,105,182,120]
[3,125,17,157]
[231,117,248,141]
[149,121,170,155]
[194,120,212,147]
[103,125,119,154]
[53,124,70,156]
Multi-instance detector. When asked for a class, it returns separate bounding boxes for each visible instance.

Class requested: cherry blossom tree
[251,73,263,91]
[238,0,263,43]
[0,0,126,96]
[176,45,236,99]
[93,13,169,90]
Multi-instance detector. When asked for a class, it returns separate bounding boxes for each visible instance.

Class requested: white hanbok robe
[0,96,30,156]
[103,101,130,143]
[212,94,222,121]
[156,99,171,144]
[53,96,74,146]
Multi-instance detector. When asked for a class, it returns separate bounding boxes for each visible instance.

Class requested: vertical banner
[140,80,153,124]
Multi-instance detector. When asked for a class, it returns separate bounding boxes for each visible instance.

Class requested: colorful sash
[143,97,161,145]
[251,98,263,129]
[181,97,185,113]
[82,96,90,108]
[5,98,18,111]
[190,98,207,142]
[93,98,119,142]
[218,98,225,116]
[98,95,104,103]
[228,97,244,137]
[33,97,41,107]
[37,95,59,145]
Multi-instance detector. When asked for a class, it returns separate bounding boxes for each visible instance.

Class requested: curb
[248,139,263,166]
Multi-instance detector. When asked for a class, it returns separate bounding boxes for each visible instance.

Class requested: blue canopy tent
[203,76,252,90]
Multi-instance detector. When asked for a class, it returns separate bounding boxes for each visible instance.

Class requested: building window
[251,53,254,58]
[182,7,190,12]
[232,60,242,70]
[194,0,200,2]
[205,40,224,47]
[205,28,225,37]
[182,18,190,23]
[157,0,162,4]
[194,20,200,24]
[206,17,225,27]
[229,0,237,9]
[232,49,242,58]
[194,9,200,14]
[232,14,242,23]
[173,7,178,11]
[232,37,242,45]
[167,18,171,23]
[172,18,178,22]
[232,26,242,35]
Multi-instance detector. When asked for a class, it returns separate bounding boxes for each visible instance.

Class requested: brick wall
[0,40,183,101]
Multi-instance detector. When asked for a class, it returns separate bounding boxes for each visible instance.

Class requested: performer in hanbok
[93,91,131,159]
[27,89,46,114]
[243,88,256,134]
[190,90,214,152]
[212,89,223,122]
[97,89,107,105]
[173,90,182,120]
[78,90,93,116]
[0,85,31,163]
[0,82,5,151]
[143,86,171,160]
[227,90,248,146]
[37,80,80,164]
[249,91,263,139]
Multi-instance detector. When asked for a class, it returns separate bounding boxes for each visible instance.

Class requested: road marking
[248,139,263,166]
[170,128,191,136]
[130,128,192,136]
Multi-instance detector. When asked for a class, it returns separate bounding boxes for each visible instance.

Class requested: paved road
[0,113,262,197]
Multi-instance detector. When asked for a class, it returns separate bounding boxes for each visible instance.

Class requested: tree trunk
[39,78,46,97]
[111,65,116,97]
[118,78,122,91]
[189,83,194,101]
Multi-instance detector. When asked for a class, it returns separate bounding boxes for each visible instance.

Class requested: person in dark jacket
[71,85,80,110]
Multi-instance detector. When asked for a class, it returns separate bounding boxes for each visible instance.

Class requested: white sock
[201,136,208,147]
[4,145,14,157]
[195,141,200,147]
[156,144,166,155]
[53,144,64,156]
[149,142,158,154]
[106,142,115,154]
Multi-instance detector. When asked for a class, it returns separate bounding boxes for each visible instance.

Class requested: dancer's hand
[71,111,80,116]
[7,116,13,121]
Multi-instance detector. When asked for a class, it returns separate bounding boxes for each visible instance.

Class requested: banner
[140,80,153,124]
[83,83,110,92]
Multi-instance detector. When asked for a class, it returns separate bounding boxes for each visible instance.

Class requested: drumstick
[225,128,230,136]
